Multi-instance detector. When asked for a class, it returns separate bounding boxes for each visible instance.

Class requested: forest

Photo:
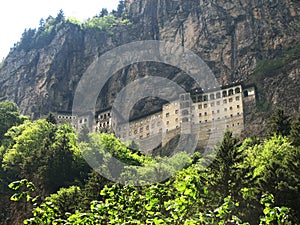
[0,101,299,224]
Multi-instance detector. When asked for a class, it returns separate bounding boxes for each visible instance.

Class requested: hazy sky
[0,0,120,60]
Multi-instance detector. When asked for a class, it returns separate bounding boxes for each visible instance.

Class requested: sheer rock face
[0,0,299,124]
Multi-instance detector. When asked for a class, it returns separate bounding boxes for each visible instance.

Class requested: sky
[0,0,120,60]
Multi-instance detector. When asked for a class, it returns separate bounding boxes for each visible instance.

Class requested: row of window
[57,115,76,120]
[99,112,111,120]
[181,87,241,102]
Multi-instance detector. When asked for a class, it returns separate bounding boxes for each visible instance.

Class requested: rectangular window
[166,113,170,117]
[204,104,208,108]
[229,98,233,102]
[223,99,227,104]
[236,96,240,101]
[198,104,202,109]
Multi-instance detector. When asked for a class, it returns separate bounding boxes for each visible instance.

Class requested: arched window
[216,92,221,99]
[203,95,208,101]
[210,93,215,100]
[222,90,227,97]
[235,87,241,94]
[228,89,234,96]
[182,110,189,116]
[243,90,249,97]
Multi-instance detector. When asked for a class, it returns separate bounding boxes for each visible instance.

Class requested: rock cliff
[0,0,299,133]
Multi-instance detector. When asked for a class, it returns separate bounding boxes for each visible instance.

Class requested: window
[235,87,241,94]
[166,121,169,125]
[217,109,220,113]
[182,118,189,123]
[166,113,170,117]
[134,130,137,134]
[224,108,227,112]
[146,125,149,130]
[140,127,143,132]
[175,118,178,122]
[223,99,227,104]
[182,110,189,115]
[229,106,233,110]
[236,96,240,101]
[199,113,202,117]
[204,112,207,116]
[203,95,208,101]
[210,93,215,100]
[212,111,215,114]
[237,105,240,109]
[175,110,179,114]
[222,91,227,97]
[204,104,208,108]
[228,89,234,96]
[211,102,214,107]
[229,98,233,102]
[198,104,202,109]
[230,114,233,117]
[216,92,221,99]
[217,101,220,105]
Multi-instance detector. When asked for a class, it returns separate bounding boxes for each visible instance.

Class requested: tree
[0,101,27,145]
[289,116,300,146]
[240,135,300,223]
[208,130,240,198]
[45,113,57,124]
[2,120,87,194]
[99,8,108,17]
[114,0,125,18]
[268,108,291,136]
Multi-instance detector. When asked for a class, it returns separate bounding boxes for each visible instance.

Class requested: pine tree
[289,116,300,146]
[268,108,291,136]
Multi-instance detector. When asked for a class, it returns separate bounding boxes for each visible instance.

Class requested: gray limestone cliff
[0,0,299,134]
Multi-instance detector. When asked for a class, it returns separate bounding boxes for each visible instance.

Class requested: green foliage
[259,194,292,225]
[2,120,88,193]
[0,101,27,145]
[268,108,291,136]
[252,42,300,83]
[9,179,37,203]
[3,127,299,224]
[289,116,300,146]
[82,15,131,32]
